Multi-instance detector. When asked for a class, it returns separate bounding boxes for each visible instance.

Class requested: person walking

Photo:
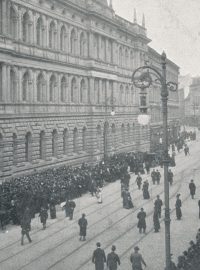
[189,180,196,199]
[175,194,182,220]
[78,213,88,241]
[92,242,106,270]
[137,208,146,234]
[107,245,120,270]
[168,169,174,186]
[136,174,142,190]
[153,207,160,233]
[151,169,156,185]
[68,199,76,220]
[39,206,48,229]
[155,170,161,185]
[154,195,163,218]
[130,246,147,270]
[20,207,32,245]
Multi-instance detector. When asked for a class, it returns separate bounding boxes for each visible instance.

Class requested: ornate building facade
[0,0,180,179]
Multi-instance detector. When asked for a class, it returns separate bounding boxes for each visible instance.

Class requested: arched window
[10,69,17,102]
[70,29,76,55]
[125,49,129,67]
[52,129,58,157]
[121,124,125,144]
[97,125,101,150]
[36,17,44,46]
[49,21,57,49]
[22,71,29,102]
[22,12,31,43]
[25,132,32,162]
[82,127,87,151]
[93,34,99,58]
[119,47,122,67]
[0,134,3,171]
[71,77,77,103]
[49,74,56,102]
[61,76,67,102]
[60,25,67,51]
[13,133,18,165]
[80,79,86,104]
[80,32,86,57]
[10,6,17,39]
[73,128,78,153]
[37,73,45,102]
[39,131,46,160]
[63,129,69,155]
[101,37,106,61]
[94,79,100,104]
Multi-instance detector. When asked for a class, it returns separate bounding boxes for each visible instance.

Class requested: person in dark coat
[130,246,147,270]
[142,181,150,200]
[189,180,196,199]
[39,206,48,229]
[155,170,161,185]
[168,169,174,186]
[175,194,182,220]
[68,199,76,220]
[21,207,32,245]
[151,169,156,185]
[137,208,146,234]
[92,242,106,270]
[136,174,142,190]
[153,207,160,233]
[154,195,163,218]
[49,201,56,219]
[107,245,120,270]
[78,213,88,241]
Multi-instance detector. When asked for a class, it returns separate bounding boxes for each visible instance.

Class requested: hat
[141,208,144,211]
[111,245,116,251]
[96,242,101,247]
[134,246,139,251]
[177,193,181,197]
[82,213,86,217]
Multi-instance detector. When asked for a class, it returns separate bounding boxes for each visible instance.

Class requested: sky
[112,0,200,77]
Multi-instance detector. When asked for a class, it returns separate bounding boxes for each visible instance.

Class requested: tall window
[80,32,86,57]
[10,69,17,102]
[107,40,112,63]
[22,12,31,43]
[37,73,45,102]
[25,132,32,162]
[94,34,99,58]
[49,21,57,49]
[119,47,122,67]
[13,133,17,165]
[36,17,44,46]
[0,134,3,171]
[71,77,76,103]
[80,79,86,103]
[52,129,58,157]
[94,79,100,104]
[73,128,78,153]
[61,76,67,102]
[101,37,106,61]
[60,25,67,51]
[22,72,29,102]
[63,129,69,155]
[125,49,129,67]
[102,80,106,103]
[39,131,46,160]
[97,125,101,150]
[10,6,17,39]
[70,29,76,55]
[49,75,56,102]
[82,127,87,151]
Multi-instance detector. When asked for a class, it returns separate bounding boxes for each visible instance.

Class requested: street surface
[0,135,200,270]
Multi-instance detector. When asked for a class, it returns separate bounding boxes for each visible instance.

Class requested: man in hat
[175,194,182,220]
[20,207,32,246]
[154,195,163,218]
[78,213,88,241]
[189,180,196,199]
[137,208,146,234]
[136,174,142,190]
[130,246,147,270]
[107,245,120,270]
[92,242,106,270]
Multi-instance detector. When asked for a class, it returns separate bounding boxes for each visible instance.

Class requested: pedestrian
[39,206,48,229]
[155,170,161,185]
[142,181,150,200]
[154,195,163,218]
[153,207,160,233]
[189,180,196,199]
[130,246,147,270]
[107,245,120,270]
[137,208,146,234]
[136,174,142,190]
[49,201,56,219]
[92,242,106,270]
[168,169,174,186]
[96,187,103,204]
[68,199,76,220]
[78,213,88,241]
[151,169,156,185]
[20,207,32,245]
[175,194,182,220]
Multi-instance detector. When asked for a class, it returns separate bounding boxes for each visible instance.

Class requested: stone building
[0,0,179,179]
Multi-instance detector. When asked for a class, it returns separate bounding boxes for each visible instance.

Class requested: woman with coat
[175,194,182,220]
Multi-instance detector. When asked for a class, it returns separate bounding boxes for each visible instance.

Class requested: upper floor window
[22,12,32,43]
[71,77,77,103]
[49,74,56,102]
[101,37,106,61]
[10,69,17,102]
[36,17,45,47]
[60,25,67,51]
[37,73,45,102]
[125,49,129,67]
[49,21,57,49]
[80,79,87,104]
[61,76,67,102]
[70,29,76,55]
[10,6,17,39]
[119,47,123,67]
[22,71,30,102]
[80,32,87,57]
[93,34,99,58]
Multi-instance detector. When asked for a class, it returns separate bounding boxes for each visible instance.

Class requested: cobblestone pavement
[0,135,200,270]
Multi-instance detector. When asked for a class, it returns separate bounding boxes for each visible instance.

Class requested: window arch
[10,6,17,39]
[60,25,67,51]
[71,77,77,103]
[82,127,87,151]
[0,134,3,171]
[80,32,87,57]
[22,71,30,102]
[63,129,69,155]
[52,129,58,157]
[49,74,56,102]
[39,131,46,160]
[119,46,123,67]
[73,128,78,153]
[13,133,18,165]
[22,12,31,43]
[36,17,45,46]
[80,79,86,104]
[37,73,45,102]
[10,69,17,102]
[61,76,67,102]
[70,28,76,55]
[49,21,57,49]
[25,132,32,162]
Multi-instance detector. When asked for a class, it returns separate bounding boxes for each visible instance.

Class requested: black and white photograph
[0,0,200,269]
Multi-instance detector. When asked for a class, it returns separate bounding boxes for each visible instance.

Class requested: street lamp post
[132,52,177,270]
